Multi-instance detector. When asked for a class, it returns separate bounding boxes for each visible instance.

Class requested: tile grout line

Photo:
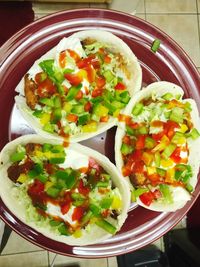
[196,0,200,57]
[144,0,147,20]
[0,249,45,257]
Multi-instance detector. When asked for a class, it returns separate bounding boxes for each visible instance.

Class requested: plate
[0,8,200,258]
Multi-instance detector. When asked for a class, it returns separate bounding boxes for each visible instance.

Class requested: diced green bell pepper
[39,98,54,107]
[10,151,26,162]
[121,143,134,155]
[81,210,93,225]
[58,223,70,235]
[159,184,172,203]
[145,137,156,149]
[43,123,54,133]
[156,168,166,177]
[65,84,82,101]
[51,108,62,123]
[132,103,144,116]
[186,128,200,140]
[89,203,101,216]
[103,70,114,82]
[54,96,62,108]
[162,143,176,158]
[71,104,84,114]
[169,107,184,123]
[46,187,60,198]
[100,197,113,209]
[95,219,116,234]
[151,39,161,53]
[162,93,173,101]
[33,109,43,118]
[49,219,61,227]
[42,143,52,152]
[78,113,90,126]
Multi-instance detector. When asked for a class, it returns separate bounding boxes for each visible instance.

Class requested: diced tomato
[100,116,109,122]
[170,147,182,163]
[91,88,103,98]
[129,150,143,162]
[122,135,131,145]
[64,73,83,86]
[153,189,162,199]
[84,101,92,112]
[37,78,57,97]
[128,122,139,129]
[133,160,144,173]
[104,55,111,64]
[96,76,106,88]
[44,163,54,175]
[118,114,132,125]
[164,121,179,139]
[59,51,67,68]
[135,135,146,150]
[139,191,154,206]
[67,114,78,123]
[60,202,70,215]
[35,72,47,84]
[27,179,46,205]
[152,131,164,142]
[114,82,126,90]
[67,49,80,62]
[98,48,105,55]
[75,90,83,100]
[101,209,110,218]
[84,65,96,83]
[78,180,90,196]
[72,207,85,221]
[122,166,131,177]
[151,121,164,128]
[77,55,100,69]
[148,173,160,182]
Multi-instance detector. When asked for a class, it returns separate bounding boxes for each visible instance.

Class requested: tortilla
[115,81,200,212]
[15,30,142,143]
[0,134,130,246]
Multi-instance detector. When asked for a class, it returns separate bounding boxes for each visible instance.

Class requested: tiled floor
[1,0,200,266]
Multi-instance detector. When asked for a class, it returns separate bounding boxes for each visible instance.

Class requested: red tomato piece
[59,51,67,68]
[170,147,182,163]
[75,90,83,100]
[91,88,103,98]
[122,135,131,145]
[78,180,90,196]
[139,191,154,206]
[84,101,92,112]
[135,135,146,150]
[64,73,83,86]
[128,150,143,162]
[72,207,85,221]
[104,55,111,64]
[67,49,80,62]
[114,82,126,90]
[67,114,78,123]
[37,78,57,97]
[60,202,70,215]
[164,121,179,139]
[100,116,109,122]
[96,76,106,88]
[153,189,162,199]
[84,65,96,83]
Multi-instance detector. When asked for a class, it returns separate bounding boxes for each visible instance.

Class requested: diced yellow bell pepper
[63,102,72,113]
[44,151,54,159]
[147,166,157,176]
[40,113,51,125]
[113,109,121,118]
[141,152,154,166]
[35,150,44,158]
[160,158,174,168]
[77,69,88,80]
[111,196,122,210]
[94,105,109,117]
[180,124,188,133]
[165,168,175,183]
[45,181,54,190]
[152,135,170,152]
[17,174,27,183]
[73,229,82,238]
[82,121,97,133]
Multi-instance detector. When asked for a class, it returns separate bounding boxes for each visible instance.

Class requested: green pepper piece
[145,137,156,149]
[51,108,62,124]
[43,123,54,133]
[46,187,60,198]
[42,143,52,152]
[162,143,176,159]
[156,168,166,177]
[81,210,93,225]
[52,145,64,153]
[95,219,117,234]
[96,181,109,188]
[49,155,65,164]
[119,91,130,104]
[100,197,113,209]
[39,60,55,78]
[138,126,148,135]
[54,96,62,108]
[159,184,173,203]
[78,113,90,126]
[134,188,149,198]
[121,143,134,155]
[93,103,109,117]
[169,107,184,123]
[49,219,61,227]
[100,173,111,181]
[33,109,43,118]
[103,70,114,82]
[10,151,25,162]
[89,203,101,216]
[186,183,193,192]
[39,98,54,107]
[56,169,76,189]
[151,39,161,53]
[58,223,70,235]
[63,68,74,74]
[186,128,200,140]
[126,125,135,136]
[155,152,161,167]
[71,104,85,114]
[65,84,82,101]
[171,132,186,144]
[37,174,48,183]
[132,103,143,116]
[71,192,85,201]
[162,93,173,101]
[184,102,192,112]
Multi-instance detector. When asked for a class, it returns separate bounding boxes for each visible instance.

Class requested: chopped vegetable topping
[8,143,121,237]
[121,93,199,206]
[151,39,161,53]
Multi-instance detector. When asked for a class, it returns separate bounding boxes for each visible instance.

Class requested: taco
[115,81,200,212]
[0,135,130,245]
[15,30,142,142]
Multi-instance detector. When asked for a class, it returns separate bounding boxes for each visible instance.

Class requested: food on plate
[0,135,130,245]
[115,81,200,211]
[15,30,142,142]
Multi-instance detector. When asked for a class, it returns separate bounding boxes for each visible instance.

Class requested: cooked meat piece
[7,160,35,183]
[81,38,96,46]
[110,210,119,219]
[116,53,131,80]
[130,173,147,186]
[25,143,42,155]
[24,74,38,109]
